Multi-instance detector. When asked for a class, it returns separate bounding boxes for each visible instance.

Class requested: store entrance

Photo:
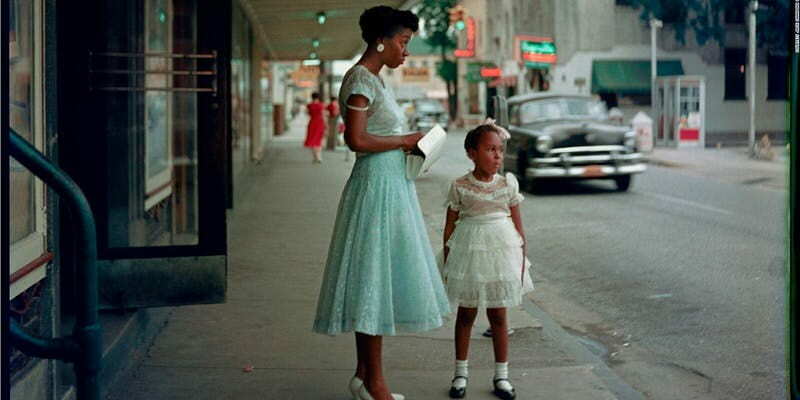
[57,0,230,310]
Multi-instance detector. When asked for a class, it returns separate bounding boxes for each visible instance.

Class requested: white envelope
[406,124,447,180]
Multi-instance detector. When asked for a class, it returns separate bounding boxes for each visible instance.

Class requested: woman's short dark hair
[464,124,501,151]
[311,92,320,100]
[359,6,419,45]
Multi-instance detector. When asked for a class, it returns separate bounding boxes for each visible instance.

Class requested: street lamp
[650,18,662,144]
[316,11,327,25]
[312,38,320,48]
[748,1,758,153]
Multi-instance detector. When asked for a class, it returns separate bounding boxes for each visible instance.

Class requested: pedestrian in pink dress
[304,92,326,163]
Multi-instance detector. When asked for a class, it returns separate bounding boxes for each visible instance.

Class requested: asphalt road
[417,129,787,400]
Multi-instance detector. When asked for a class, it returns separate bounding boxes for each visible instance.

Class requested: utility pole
[748,1,758,152]
[650,18,662,143]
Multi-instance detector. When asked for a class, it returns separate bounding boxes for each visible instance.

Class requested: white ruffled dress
[442,172,534,309]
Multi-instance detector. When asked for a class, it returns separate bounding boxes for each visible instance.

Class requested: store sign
[402,67,430,82]
[291,65,319,87]
[519,38,557,69]
[454,17,476,58]
[480,67,502,77]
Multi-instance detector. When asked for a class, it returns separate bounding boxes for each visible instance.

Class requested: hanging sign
[466,62,498,82]
[515,35,558,69]
[454,17,476,58]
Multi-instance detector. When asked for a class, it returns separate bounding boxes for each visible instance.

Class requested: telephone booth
[654,75,706,148]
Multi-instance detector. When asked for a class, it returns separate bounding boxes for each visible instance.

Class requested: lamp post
[748,1,758,153]
[650,18,662,144]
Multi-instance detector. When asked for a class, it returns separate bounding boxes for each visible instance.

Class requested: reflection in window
[231,3,252,178]
[9,0,36,244]
[145,0,174,210]
[101,0,199,247]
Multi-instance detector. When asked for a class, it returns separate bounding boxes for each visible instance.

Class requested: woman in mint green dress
[312,6,450,400]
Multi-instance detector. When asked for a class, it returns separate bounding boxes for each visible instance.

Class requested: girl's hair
[359,6,419,45]
[464,124,502,151]
[311,92,320,100]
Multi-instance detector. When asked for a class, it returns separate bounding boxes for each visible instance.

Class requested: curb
[522,301,647,400]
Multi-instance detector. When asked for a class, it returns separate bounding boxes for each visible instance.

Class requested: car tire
[614,175,632,191]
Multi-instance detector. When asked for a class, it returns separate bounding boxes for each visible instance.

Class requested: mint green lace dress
[312,65,451,336]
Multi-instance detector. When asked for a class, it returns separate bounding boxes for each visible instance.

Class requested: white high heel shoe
[349,376,363,400]
[350,376,405,400]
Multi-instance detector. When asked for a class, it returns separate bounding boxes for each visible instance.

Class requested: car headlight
[624,131,636,149]
[536,135,553,153]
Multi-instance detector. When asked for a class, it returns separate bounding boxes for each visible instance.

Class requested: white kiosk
[654,75,706,148]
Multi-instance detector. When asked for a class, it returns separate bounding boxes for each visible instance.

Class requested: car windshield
[518,98,606,124]
[416,100,444,113]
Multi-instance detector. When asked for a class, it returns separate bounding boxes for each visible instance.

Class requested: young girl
[442,120,534,400]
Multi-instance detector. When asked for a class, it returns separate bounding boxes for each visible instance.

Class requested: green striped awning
[591,60,684,95]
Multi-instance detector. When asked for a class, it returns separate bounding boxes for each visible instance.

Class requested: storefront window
[10,0,36,245]
[145,0,174,209]
[231,3,252,177]
[99,0,199,247]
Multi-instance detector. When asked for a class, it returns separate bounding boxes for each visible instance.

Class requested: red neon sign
[522,53,558,64]
[454,17,476,58]
[480,67,502,77]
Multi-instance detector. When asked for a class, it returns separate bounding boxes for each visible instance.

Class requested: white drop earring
[376,43,385,53]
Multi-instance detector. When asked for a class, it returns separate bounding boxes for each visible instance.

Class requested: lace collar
[466,172,500,187]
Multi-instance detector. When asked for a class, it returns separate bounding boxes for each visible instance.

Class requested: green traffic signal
[455,20,465,30]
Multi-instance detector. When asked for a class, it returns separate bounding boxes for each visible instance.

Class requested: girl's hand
[400,132,424,152]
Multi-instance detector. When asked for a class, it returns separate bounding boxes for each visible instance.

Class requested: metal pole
[8,129,101,400]
[650,18,662,146]
[748,1,758,151]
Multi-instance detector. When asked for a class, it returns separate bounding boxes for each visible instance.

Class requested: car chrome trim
[525,163,647,178]
[532,153,643,164]
[548,145,628,154]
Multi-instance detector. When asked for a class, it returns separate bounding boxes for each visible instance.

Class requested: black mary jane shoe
[449,376,468,398]
[492,378,516,400]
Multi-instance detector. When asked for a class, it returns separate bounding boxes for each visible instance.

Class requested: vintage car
[496,93,646,191]
[410,98,449,131]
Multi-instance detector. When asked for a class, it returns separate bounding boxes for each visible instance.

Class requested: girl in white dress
[441,120,534,400]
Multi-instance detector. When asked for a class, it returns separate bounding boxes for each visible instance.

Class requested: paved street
[419,128,787,400]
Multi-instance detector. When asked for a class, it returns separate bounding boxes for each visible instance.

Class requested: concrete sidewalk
[107,117,641,400]
[646,145,788,190]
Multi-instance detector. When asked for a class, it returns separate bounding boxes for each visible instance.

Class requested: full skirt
[440,215,534,309]
[312,150,451,335]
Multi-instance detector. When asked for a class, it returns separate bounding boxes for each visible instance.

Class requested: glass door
[58,0,230,309]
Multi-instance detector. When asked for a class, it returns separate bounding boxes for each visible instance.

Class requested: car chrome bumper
[525,148,647,178]
[525,163,647,178]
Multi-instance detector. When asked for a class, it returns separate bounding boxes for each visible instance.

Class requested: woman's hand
[400,132,424,152]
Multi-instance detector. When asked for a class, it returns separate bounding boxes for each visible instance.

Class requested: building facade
[8,1,277,398]
[451,0,787,145]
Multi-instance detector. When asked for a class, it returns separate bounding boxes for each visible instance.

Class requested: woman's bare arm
[344,94,422,153]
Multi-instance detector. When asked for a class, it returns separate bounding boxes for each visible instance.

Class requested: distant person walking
[304,92,326,163]
[312,6,450,400]
[326,95,340,144]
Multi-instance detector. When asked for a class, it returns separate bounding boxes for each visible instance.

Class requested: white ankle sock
[494,362,513,391]
[453,359,468,389]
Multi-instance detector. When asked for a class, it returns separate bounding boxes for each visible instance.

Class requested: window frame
[10,0,48,299]
[724,48,747,101]
[767,54,788,101]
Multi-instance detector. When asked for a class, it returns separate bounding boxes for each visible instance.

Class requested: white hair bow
[483,117,511,140]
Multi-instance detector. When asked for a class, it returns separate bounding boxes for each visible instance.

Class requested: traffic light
[449,5,465,30]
